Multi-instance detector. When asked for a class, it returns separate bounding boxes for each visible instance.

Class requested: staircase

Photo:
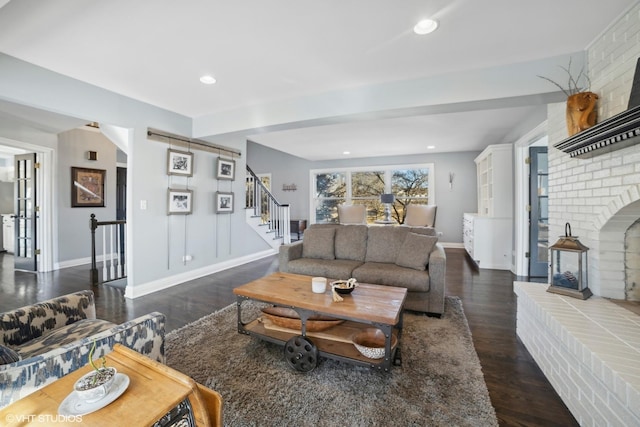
[246,166,291,249]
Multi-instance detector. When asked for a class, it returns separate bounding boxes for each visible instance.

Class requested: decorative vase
[566,92,599,136]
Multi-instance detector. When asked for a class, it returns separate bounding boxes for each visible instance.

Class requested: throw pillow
[0,344,21,365]
[302,227,336,260]
[395,232,438,271]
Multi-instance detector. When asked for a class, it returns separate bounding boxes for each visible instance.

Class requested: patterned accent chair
[0,290,165,409]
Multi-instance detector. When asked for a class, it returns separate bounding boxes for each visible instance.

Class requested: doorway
[513,121,547,277]
[528,147,549,277]
[13,153,38,271]
[116,166,127,258]
[0,139,53,273]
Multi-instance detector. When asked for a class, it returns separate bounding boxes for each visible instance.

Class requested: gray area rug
[165,296,498,426]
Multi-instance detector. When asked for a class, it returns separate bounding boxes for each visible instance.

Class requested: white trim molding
[124,249,276,299]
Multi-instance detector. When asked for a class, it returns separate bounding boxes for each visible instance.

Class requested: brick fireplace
[515,4,640,426]
[546,3,640,302]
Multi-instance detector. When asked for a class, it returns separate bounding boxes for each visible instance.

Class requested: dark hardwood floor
[0,249,578,426]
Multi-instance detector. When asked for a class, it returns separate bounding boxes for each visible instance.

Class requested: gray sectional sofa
[279,224,446,315]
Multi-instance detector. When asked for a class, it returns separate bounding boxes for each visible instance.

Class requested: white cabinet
[475,144,513,218]
[463,213,512,270]
[2,215,14,254]
[464,144,513,270]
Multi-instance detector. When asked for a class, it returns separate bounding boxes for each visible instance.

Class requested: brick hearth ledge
[514,281,640,426]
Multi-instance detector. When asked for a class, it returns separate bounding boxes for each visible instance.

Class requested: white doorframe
[514,121,547,277]
[0,136,55,272]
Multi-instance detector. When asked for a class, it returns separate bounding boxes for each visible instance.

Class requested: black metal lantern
[547,223,592,300]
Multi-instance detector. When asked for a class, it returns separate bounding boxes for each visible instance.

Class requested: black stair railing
[90,214,127,285]
[246,165,291,244]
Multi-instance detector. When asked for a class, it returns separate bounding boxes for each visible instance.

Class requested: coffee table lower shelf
[240,317,400,370]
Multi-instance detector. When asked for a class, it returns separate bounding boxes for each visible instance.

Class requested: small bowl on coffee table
[330,279,357,295]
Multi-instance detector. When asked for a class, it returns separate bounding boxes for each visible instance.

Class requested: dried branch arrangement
[538,58,592,97]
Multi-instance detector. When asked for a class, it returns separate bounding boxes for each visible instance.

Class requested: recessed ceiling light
[414,19,439,35]
[199,75,217,85]
[427,145,436,149]
[343,151,351,155]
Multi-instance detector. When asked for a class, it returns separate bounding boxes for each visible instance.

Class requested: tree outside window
[391,168,429,223]
[351,171,385,222]
[312,165,432,224]
[314,172,346,223]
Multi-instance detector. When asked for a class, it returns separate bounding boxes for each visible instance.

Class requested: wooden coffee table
[233,272,407,372]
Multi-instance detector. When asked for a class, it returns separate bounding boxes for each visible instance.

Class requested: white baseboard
[55,257,93,270]
[55,253,125,270]
[441,242,464,249]
[124,249,277,299]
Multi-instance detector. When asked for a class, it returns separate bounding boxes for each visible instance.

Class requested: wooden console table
[0,344,222,426]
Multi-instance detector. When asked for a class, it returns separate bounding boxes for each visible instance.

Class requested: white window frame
[309,163,435,224]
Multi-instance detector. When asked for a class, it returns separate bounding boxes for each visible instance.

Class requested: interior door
[116,167,126,221]
[528,147,548,277]
[116,166,126,259]
[14,153,37,271]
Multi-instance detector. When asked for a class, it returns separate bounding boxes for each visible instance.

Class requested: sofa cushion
[365,226,410,264]
[352,262,430,292]
[302,227,336,260]
[286,258,363,280]
[15,319,117,359]
[334,225,368,261]
[395,233,439,271]
[0,344,20,365]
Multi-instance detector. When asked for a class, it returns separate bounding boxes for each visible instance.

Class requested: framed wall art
[167,149,194,176]
[168,188,193,215]
[215,191,234,213]
[216,158,235,180]
[71,167,106,207]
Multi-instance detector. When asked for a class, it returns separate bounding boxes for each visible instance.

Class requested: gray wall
[247,141,312,220]
[57,128,117,261]
[247,141,479,243]
[0,53,270,297]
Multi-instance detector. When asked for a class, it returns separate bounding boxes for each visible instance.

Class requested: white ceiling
[0,0,637,160]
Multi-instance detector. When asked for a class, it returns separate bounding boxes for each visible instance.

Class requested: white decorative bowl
[74,367,117,402]
[352,328,397,359]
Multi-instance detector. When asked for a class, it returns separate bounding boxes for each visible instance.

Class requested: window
[392,168,430,224]
[314,172,346,223]
[311,164,434,224]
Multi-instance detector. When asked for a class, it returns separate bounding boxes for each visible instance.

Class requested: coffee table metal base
[236,296,402,372]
